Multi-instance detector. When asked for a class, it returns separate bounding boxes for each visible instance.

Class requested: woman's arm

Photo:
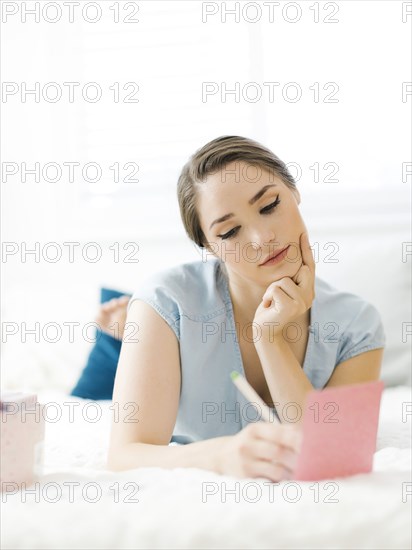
[106,299,302,481]
[254,335,314,427]
[324,348,384,388]
[106,298,229,472]
[107,436,230,472]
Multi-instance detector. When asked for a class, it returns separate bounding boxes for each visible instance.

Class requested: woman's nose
[250,226,277,250]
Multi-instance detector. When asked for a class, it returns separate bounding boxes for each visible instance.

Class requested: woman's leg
[95,295,130,340]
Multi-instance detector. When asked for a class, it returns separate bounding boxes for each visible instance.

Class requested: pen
[230,370,280,424]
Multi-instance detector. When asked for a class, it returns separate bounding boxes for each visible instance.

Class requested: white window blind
[68,2,268,240]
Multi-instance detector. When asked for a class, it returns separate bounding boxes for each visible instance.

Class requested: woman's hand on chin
[252,231,316,347]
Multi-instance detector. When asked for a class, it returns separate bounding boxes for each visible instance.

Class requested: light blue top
[127,257,386,445]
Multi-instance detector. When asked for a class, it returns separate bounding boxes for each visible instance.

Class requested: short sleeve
[127,282,181,341]
[337,301,386,364]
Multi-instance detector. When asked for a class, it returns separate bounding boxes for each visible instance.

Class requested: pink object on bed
[0,391,46,490]
[292,380,384,481]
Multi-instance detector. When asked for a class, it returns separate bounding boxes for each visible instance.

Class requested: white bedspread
[2,385,411,550]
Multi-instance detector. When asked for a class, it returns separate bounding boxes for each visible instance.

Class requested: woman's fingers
[301,231,315,271]
[262,284,294,308]
[251,421,303,453]
[289,232,315,304]
[250,439,299,472]
[275,277,302,302]
[250,460,293,482]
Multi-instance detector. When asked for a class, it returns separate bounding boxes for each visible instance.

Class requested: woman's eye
[219,227,240,241]
[217,196,281,241]
[260,196,281,214]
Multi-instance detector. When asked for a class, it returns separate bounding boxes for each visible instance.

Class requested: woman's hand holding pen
[252,231,316,346]
[217,422,303,482]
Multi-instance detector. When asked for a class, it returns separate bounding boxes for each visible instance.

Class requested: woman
[106,136,385,482]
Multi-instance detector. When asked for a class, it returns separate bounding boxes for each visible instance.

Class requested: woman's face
[197,160,308,284]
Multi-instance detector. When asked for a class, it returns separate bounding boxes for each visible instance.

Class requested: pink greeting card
[292,380,384,481]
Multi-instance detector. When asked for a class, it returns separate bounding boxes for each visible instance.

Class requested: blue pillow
[70,287,131,400]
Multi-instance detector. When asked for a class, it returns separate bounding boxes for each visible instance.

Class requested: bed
[2,190,411,548]
[1,384,411,550]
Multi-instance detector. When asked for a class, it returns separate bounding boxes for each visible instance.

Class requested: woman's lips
[260,245,290,266]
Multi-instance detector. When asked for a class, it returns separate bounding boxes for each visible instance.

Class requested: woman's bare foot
[95,295,130,340]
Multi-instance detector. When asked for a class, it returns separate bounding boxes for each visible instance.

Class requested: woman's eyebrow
[209,184,278,230]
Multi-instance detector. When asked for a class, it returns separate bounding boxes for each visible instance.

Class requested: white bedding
[2,385,411,550]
